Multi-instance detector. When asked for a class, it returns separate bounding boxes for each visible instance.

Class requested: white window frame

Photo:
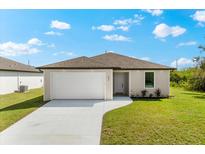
[144,71,155,89]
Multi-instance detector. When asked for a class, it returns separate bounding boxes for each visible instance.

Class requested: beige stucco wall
[43,69,113,101]
[129,70,170,97]
[43,69,170,101]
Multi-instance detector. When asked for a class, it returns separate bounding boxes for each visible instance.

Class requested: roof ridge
[37,52,174,70]
[92,52,171,68]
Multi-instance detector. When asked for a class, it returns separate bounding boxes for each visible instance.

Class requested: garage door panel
[50,72,106,99]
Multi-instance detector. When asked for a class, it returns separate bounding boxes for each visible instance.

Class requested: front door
[114,72,128,95]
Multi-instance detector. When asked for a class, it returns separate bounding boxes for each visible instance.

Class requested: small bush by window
[145,72,154,88]
[141,89,147,97]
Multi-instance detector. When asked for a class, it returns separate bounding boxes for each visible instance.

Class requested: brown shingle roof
[37,56,112,69]
[37,52,174,70]
[91,52,174,70]
[0,56,41,73]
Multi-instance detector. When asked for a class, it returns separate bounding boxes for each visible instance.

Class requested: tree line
[170,40,205,91]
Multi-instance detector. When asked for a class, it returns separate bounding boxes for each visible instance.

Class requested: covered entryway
[50,71,106,99]
[113,72,129,96]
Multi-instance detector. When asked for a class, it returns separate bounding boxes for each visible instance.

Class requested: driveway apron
[0,97,132,145]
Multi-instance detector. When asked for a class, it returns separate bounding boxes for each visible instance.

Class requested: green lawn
[0,88,46,132]
[101,87,205,144]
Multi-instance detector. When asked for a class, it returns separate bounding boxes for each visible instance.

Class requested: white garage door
[50,71,106,99]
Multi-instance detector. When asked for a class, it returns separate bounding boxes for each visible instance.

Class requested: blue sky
[0,9,205,68]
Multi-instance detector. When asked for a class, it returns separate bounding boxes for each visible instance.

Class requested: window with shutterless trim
[145,72,154,88]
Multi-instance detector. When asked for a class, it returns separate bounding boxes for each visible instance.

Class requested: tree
[200,58,205,70]
[198,45,205,53]
[170,71,181,83]
[192,56,200,68]
[193,44,205,70]
[188,69,205,91]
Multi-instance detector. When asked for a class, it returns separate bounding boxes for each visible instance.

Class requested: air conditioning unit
[19,85,28,93]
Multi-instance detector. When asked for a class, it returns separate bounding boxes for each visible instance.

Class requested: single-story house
[0,56,43,95]
[37,52,174,101]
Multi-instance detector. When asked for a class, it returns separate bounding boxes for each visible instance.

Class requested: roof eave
[114,67,176,70]
[0,69,42,73]
[36,67,175,70]
[36,67,116,69]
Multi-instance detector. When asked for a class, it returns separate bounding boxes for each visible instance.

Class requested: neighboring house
[0,56,43,95]
[37,52,174,101]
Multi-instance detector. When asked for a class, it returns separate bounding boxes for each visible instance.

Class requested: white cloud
[104,50,116,53]
[92,25,129,32]
[113,14,144,26]
[92,25,115,32]
[130,56,137,59]
[47,43,56,48]
[140,57,151,61]
[102,34,131,42]
[130,56,150,61]
[171,58,193,68]
[134,14,144,21]
[144,9,163,16]
[0,38,49,56]
[113,18,139,25]
[92,14,143,34]
[51,20,71,30]
[177,41,197,47]
[53,51,73,56]
[113,19,132,25]
[0,41,39,56]
[192,10,205,26]
[117,26,129,31]
[44,31,63,36]
[171,26,186,37]
[27,38,43,46]
[107,50,115,53]
[153,23,186,38]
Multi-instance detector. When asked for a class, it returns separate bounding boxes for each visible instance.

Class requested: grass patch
[101,87,205,144]
[0,88,46,132]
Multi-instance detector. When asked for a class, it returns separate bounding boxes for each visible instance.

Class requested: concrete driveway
[0,97,132,145]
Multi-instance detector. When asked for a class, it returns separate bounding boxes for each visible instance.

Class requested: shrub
[154,88,161,97]
[170,68,200,90]
[179,81,190,89]
[171,81,184,87]
[200,59,205,70]
[170,71,181,83]
[141,89,147,97]
[149,93,153,98]
[188,70,205,91]
[170,82,179,87]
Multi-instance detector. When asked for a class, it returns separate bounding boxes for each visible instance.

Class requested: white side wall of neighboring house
[0,71,18,95]
[129,70,170,97]
[0,71,43,95]
[19,72,43,89]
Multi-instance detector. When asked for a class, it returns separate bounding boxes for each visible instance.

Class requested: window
[145,72,154,88]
